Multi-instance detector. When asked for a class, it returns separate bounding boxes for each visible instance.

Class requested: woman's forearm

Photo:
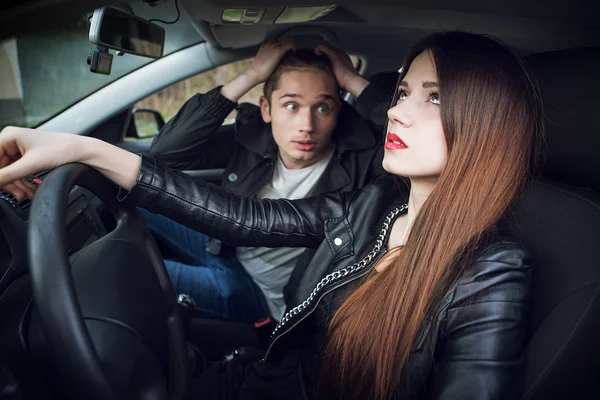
[0,127,141,197]
[79,136,141,190]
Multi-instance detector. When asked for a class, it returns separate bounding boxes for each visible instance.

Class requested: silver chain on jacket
[270,203,409,339]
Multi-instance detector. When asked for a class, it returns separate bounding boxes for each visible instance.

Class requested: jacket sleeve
[118,155,347,248]
[428,241,532,400]
[147,86,238,171]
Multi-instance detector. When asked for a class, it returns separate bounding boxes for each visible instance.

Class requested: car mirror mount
[87,6,165,75]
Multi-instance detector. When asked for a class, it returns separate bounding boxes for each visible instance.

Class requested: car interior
[0,0,599,399]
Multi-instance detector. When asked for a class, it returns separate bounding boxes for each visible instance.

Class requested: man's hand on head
[244,39,297,85]
[314,41,369,98]
[220,39,296,102]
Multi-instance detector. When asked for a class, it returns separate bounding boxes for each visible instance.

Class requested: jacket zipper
[262,203,408,362]
[262,252,386,361]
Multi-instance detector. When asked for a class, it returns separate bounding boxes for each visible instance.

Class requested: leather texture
[120,156,531,399]
[145,83,393,301]
[146,84,392,197]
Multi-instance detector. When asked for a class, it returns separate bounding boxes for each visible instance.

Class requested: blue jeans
[138,208,270,323]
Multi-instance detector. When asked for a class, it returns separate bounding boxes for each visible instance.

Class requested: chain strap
[270,203,408,339]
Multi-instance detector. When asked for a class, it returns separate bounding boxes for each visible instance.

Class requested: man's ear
[259,96,272,123]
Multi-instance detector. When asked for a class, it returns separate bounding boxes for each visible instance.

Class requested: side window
[132,58,263,137]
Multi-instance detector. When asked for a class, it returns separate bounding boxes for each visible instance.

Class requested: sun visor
[274,5,338,23]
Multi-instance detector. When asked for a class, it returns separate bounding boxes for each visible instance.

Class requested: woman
[0,31,543,399]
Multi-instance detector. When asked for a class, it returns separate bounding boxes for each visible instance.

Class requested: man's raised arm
[148,39,296,171]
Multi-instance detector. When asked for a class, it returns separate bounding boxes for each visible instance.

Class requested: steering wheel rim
[27,162,188,400]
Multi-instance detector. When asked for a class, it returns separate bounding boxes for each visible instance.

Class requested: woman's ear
[259,96,272,123]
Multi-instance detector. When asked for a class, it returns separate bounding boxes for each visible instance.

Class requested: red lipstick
[385,133,408,150]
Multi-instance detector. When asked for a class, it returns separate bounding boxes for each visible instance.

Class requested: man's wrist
[344,75,370,98]
[220,70,262,102]
[240,68,263,86]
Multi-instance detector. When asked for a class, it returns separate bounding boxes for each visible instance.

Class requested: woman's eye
[429,92,440,105]
[396,89,408,104]
[285,103,298,111]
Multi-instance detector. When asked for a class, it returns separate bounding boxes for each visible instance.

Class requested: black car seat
[507,47,600,399]
[353,70,399,127]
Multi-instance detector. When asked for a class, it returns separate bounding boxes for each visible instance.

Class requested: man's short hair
[263,49,339,103]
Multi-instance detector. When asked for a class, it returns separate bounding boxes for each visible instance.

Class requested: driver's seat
[506,47,600,399]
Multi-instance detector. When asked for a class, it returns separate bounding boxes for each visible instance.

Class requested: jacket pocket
[324,216,355,263]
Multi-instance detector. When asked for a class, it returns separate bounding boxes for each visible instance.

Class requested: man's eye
[429,92,440,105]
[285,103,298,111]
[317,105,330,113]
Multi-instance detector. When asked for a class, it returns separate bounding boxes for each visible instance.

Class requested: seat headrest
[355,71,399,127]
[527,48,600,192]
[506,178,600,399]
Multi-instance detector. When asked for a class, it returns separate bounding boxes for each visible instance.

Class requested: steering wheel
[26,163,188,400]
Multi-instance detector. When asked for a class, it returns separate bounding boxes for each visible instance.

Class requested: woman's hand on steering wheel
[0,126,142,200]
[0,126,81,200]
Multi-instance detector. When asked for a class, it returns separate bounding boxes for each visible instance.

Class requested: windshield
[0,8,202,130]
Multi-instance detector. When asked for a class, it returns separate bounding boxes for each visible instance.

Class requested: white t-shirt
[236,150,334,320]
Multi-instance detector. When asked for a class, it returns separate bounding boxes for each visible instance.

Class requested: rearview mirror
[89,6,165,59]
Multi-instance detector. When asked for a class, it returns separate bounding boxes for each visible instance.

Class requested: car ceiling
[1,0,598,57]
[182,0,599,54]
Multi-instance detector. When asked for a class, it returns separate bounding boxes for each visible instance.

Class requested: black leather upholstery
[529,48,600,193]
[507,48,600,400]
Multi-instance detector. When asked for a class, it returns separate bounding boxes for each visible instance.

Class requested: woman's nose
[387,103,412,128]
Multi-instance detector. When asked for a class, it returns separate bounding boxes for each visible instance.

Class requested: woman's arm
[118,155,342,248]
[428,240,532,400]
[0,127,140,192]
[0,126,340,248]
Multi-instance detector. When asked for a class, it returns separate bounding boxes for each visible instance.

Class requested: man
[143,39,393,323]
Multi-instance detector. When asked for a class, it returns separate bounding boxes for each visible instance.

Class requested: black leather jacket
[147,84,392,196]
[147,84,394,306]
[120,156,531,399]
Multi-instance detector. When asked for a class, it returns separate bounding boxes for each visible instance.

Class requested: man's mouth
[385,133,408,150]
[294,140,318,151]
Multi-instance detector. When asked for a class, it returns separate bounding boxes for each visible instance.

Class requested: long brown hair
[317,31,544,399]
